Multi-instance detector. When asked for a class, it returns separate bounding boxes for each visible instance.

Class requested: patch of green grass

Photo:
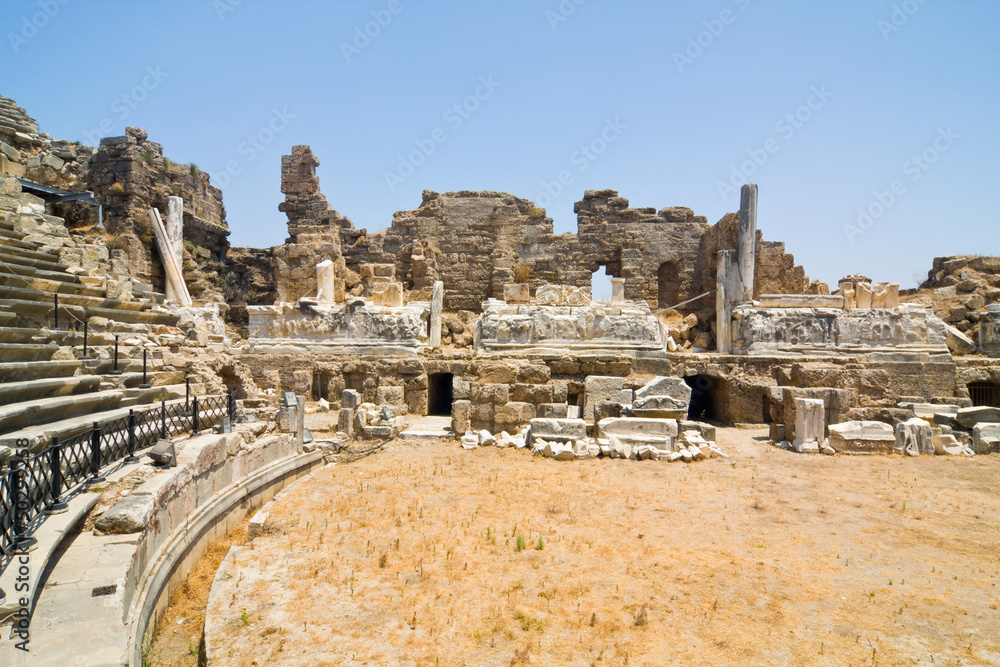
[515,534,526,552]
[535,535,544,551]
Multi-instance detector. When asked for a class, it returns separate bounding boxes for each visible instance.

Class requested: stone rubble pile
[774,395,1000,457]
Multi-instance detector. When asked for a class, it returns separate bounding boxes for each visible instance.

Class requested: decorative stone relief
[535,285,592,306]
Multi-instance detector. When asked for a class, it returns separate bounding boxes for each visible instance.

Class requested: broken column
[737,183,757,303]
[716,249,733,354]
[792,397,825,453]
[315,259,335,302]
[895,417,933,456]
[164,196,184,303]
[611,277,625,304]
[429,280,444,348]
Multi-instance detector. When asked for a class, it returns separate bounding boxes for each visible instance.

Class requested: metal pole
[11,457,23,542]
[125,409,139,462]
[88,422,105,483]
[80,319,91,360]
[110,335,122,375]
[160,400,167,439]
[228,390,237,423]
[185,377,190,410]
[46,437,68,513]
[192,396,200,434]
[139,350,150,389]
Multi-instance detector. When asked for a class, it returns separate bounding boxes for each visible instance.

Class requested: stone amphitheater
[0,91,997,665]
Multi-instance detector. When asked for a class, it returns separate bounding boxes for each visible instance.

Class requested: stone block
[972,423,1000,454]
[517,364,551,384]
[828,421,895,454]
[477,361,518,384]
[452,400,472,434]
[599,417,678,451]
[453,379,471,400]
[769,422,785,442]
[94,493,156,534]
[337,408,354,438]
[956,406,1000,429]
[362,426,393,439]
[342,389,361,409]
[895,417,934,456]
[759,294,844,308]
[529,418,587,442]
[594,401,622,422]
[482,383,510,405]
[584,375,626,421]
[41,153,65,170]
[538,403,568,419]
[495,401,536,426]
[503,283,530,303]
[376,385,404,406]
[551,383,569,403]
[631,395,687,419]
[680,420,716,442]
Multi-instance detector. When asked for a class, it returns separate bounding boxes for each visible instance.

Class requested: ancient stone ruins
[0,91,997,662]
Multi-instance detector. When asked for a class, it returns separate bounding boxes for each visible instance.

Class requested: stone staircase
[0,213,202,452]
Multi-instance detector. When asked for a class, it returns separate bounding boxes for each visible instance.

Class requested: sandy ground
[164,426,1000,666]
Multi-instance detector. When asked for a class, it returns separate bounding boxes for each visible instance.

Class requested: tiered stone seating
[0,209,199,452]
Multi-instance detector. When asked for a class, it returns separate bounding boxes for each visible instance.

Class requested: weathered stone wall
[273,146,348,302]
[221,246,277,330]
[86,127,230,298]
[904,255,1000,344]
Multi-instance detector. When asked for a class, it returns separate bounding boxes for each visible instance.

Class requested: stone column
[429,280,444,347]
[716,250,733,354]
[792,397,825,453]
[610,277,625,304]
[165,196,184,303]
[315,259,335,302]
[737,183,758,303]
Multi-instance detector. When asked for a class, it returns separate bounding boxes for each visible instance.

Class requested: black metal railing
[0,390,237,571]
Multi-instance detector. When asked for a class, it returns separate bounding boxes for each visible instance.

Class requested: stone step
[0,284,148,312]
[0,326,42,343]
[0,243,63,267]
[0,272,106,298]
[0,374,103,404]
[0,299,178,327]
[0,226,28,243]
[0,389,125,435]
[0,218,15,232]
[0,310,14,326]
[0,258,91,286]
[0,396,195,451]
[0,341,58,362]
[120,382,196,407]
[0,359,82,382]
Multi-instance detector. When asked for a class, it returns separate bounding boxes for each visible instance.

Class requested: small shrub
[189,163,198,178]
[142,148,154,165]
[183,239,196,254]
[527,206,545,218]
[163,157,171,170]
[535,535,544,551]
[515,534,526,552]
[549,271,559,281]
[240,609,249,625]
[109,182,125,195]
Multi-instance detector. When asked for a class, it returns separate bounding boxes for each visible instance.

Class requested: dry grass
[198,428,1000,665]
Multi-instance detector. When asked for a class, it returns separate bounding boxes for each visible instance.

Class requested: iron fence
[0,390,237,570]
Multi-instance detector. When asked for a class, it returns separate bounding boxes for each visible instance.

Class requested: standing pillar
[716,250,733,354]
[315,259,335,302]
[429,281,444,348]
[737,183,758,303]
[610,277,625,304]
[165,196,184,304]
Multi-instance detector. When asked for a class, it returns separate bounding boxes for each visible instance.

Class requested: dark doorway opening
[685,375,716,422]
[312,372,330,401]
[658,261,680,311]
[968,382,1000,407]
[428,373,454,416]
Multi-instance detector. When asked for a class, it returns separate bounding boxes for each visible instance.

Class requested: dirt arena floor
[157,426,1000,666]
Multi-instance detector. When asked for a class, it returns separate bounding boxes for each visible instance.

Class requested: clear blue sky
[4,0,998,288]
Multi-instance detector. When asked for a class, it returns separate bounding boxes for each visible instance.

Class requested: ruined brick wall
[904,255,1000,343]
[86,126,229,298]
[379,190,555,311]
[221,246,277,331]
[272,145,347,302]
